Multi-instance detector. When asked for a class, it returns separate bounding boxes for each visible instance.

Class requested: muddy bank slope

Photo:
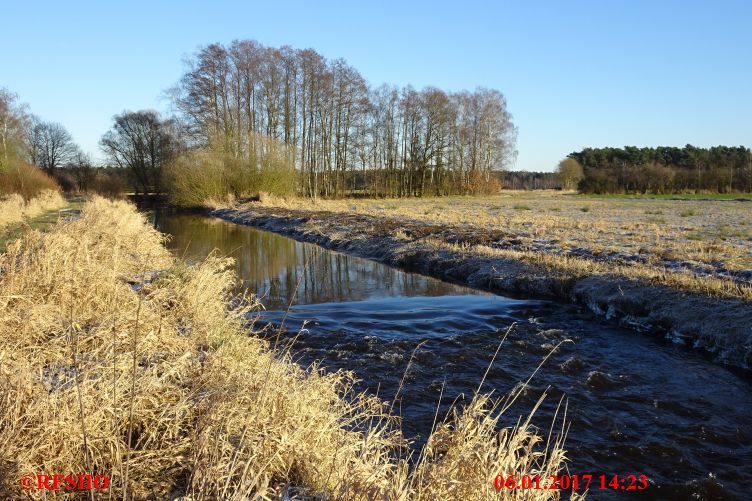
[212,205,752,370]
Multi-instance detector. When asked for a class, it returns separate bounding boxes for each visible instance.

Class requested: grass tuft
[680,208,697,217]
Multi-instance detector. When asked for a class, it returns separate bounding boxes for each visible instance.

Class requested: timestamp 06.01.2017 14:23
[494,473,649,493]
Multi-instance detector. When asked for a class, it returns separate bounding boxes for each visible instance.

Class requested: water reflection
[153,211,476,308]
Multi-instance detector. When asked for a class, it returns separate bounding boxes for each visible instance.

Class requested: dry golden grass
[0,190,66,230]
[255,193,752,301]
[0,197,576,499]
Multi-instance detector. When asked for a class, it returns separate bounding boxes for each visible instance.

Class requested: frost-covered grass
[252,192,752,300]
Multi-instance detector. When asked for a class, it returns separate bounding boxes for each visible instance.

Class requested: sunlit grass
[0,197,575,499]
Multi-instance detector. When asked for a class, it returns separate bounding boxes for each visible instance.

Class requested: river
[151,209,752,500]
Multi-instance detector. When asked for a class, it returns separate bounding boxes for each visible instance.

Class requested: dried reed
[0,197,574,499]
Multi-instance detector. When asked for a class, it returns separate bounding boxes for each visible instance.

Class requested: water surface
[153,210,752,500]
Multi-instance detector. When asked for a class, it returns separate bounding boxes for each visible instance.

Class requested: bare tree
[100,110,179,195]
[0,88,28,170]
[557,158,584,190]
[68,152,96,192]
[24,114,43,166]
[30,121,78,174]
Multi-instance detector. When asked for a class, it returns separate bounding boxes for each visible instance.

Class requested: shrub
[0,163,59,200]
[164,149,229,207]
[52,169,77,192]
[466,169,502,195]
[91,170,127,198]
[165,135,298,207]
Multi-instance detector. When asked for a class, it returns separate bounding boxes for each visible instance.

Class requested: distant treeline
[501,171,560,190]
[570,145,752,194]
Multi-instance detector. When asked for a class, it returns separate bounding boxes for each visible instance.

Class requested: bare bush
[0,162,60,200]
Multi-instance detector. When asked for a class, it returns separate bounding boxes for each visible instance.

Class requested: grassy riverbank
[0,193,80,251]
[0,189,67,232]
[0,197,575,499]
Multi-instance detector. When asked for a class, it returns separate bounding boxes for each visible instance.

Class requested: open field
[0,197,575,500]
[254,191,752,300]
[575,192,752,200]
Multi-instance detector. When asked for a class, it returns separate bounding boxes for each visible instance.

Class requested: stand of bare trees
[503,171,561,190]
[173,40,517,199]
[0,89,60,198]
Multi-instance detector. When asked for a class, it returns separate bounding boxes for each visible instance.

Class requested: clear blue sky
[3,0,750,171]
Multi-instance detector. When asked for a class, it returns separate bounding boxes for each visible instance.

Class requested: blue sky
[3,0,750,171]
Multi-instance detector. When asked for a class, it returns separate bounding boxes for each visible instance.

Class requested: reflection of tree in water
[154,212,466,309]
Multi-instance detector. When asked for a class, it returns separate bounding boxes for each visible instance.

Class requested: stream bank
[212,204,752,370]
